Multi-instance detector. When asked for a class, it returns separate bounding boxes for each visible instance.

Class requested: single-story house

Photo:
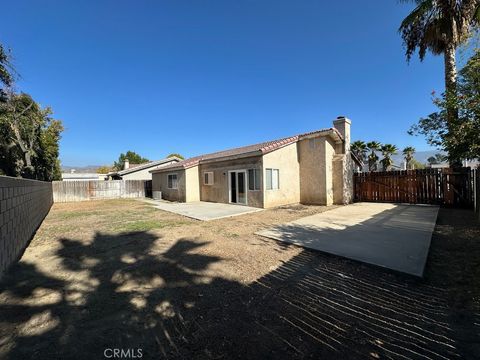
[150,117,358,209]
[108,157,181,180]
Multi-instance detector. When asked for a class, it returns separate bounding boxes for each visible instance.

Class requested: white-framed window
[265,168,279,190]
[204,171,214,185]
[167,173,178,189]
[248,169,261,191]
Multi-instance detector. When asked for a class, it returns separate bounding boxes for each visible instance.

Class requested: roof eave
[299,129,342,143]
[150,166,185,174]
[150,161,199,173]
[200,150,263,164]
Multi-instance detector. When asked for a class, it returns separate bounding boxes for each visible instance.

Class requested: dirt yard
[0,200,479,359]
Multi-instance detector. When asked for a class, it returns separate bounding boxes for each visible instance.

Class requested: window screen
[272,169,279,190]
[266,169,272,190]
[265,169,279,190]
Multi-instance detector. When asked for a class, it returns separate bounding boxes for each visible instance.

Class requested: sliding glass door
[229,171,247,205]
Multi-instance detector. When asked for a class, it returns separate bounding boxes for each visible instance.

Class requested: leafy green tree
[409,49,480,163]
[402,146,416,169]
[380,144,398,171]
[0,43,13,88]
[0,91,63,180]
[96,165,113,174]
[34,118,63,181]
[399,0,480,126]
[351,141,367,163]
[166,153,184,160]
[366,141,382,171]
[113,151,149,171]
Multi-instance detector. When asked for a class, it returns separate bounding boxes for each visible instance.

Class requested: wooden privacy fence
[53,180,152,203]
[354,168,476,208]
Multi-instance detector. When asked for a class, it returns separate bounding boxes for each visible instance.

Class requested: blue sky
[2,1,454,166]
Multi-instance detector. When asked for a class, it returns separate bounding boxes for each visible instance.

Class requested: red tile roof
[151,127,342,172]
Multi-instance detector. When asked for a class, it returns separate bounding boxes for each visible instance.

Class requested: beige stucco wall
[324,138,335,205]
[332,117,353,204]
[262,142,300,208]
[152,169,186,202]
[298,137,336,205]
[122,160,178,180]
[199,156,263,208]
[333,154,354,204]
[185,166,200,202]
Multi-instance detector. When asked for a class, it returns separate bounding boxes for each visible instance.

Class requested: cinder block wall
[0,176,53,278]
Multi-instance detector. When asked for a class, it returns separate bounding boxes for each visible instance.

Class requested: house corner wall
[262,143,300,208]
[152,169,187,202]
[298,137,335,205]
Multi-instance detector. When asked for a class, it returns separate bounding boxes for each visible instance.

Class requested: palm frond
[474,3,480,23]
[399,0,434,31]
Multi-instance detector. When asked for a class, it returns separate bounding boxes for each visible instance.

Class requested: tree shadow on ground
[0,208,479,359]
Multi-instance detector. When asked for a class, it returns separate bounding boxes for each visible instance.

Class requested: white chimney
[333,116,351,154]
[124,159,130,170]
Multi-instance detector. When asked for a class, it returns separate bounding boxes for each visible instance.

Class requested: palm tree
[399,1,480,124]
[403,146,416,169]
[380,144,399,171]
[366,141,382,171]
[351,140,368,164]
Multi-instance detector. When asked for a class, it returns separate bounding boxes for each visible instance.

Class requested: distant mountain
[61,165,104,173]
[391,150,446,166]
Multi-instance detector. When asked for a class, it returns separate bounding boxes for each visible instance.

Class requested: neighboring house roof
[151,128,343,173]
[108,157,181,176]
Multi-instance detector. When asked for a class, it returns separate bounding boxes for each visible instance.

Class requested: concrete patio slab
[256,203,439,276]
[142,200,263,221]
